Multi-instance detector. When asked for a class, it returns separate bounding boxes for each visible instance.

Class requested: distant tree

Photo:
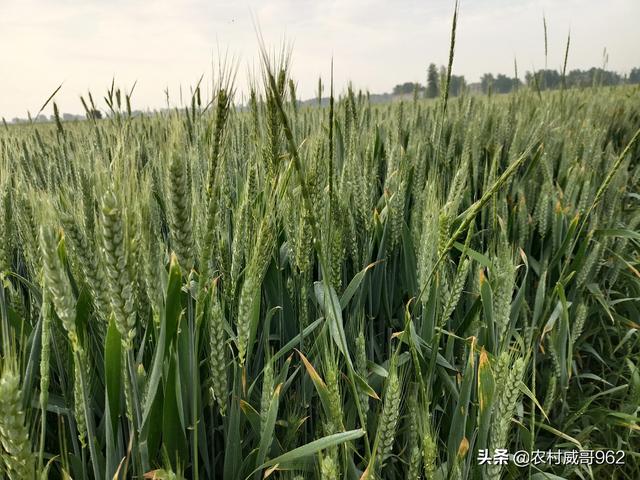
[494,74,509,93]
[524,71,535,88]
[532,69,561,90]
[630,68,640,84]
[449,75,466,96]
[492,74,520,94]
[556,68,623,88]
[426,63,439,98]
[393,82,423,96]
[592,68,622,86]
[88,109,102,120]
[566,69,592,88]
[481,73,494,94]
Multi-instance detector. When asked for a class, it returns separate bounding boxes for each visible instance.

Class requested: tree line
[393,64,640,97]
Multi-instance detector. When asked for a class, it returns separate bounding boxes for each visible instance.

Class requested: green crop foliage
[0,37,639,480]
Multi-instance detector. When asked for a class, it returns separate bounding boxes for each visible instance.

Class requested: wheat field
[0,49,639,480]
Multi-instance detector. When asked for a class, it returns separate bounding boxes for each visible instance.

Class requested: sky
[1,0,638,119]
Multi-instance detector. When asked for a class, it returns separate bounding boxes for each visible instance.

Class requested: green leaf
[448,343,475,461]
[165,253,183,351]
[141,256,182,429]
[272,318,323,364]
[454,242,493,269]
[340,262,379,310]
[250,429,365,477]
[22,312,42,411]
[518,381,548,421]
[297,350,335,422]
[479,270,495,350]
[531,474,569,480]
[477,349,494,453]
[245,284,263,367]
[396,321,458,374]
[354,371,380,401]
[141,310,167,423]
[104,316,122,435]
[314,281,353,370]
[509,249,529,324]
[541,300,564,342]
[594,228,640,240]
[532,269,548,328]
[162,348,188,468]
[534,422,583,449]
[239,400,261,436]
[224,373,244,479]
[549,214,580,268]
[254,383,282,476]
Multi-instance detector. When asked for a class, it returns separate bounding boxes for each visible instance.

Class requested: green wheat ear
[40,225,78,347]
[492,238,516,347]
[0,183,12,272]
[208,279,228,415]
[167,144,194,271]
[487,356,526,480]
[371,361,403,478]
[0,368,34,480]
[406,387,422,480]
[60,209,110,324]
[320,454,339,479]
[40,225,92,448]
[100,191,136,344]
[355,331,370,424]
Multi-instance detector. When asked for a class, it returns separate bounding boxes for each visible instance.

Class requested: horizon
[6,66,637,123]
[1,0,639,119]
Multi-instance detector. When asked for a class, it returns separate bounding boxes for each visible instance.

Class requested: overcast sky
[1,0,638,119]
